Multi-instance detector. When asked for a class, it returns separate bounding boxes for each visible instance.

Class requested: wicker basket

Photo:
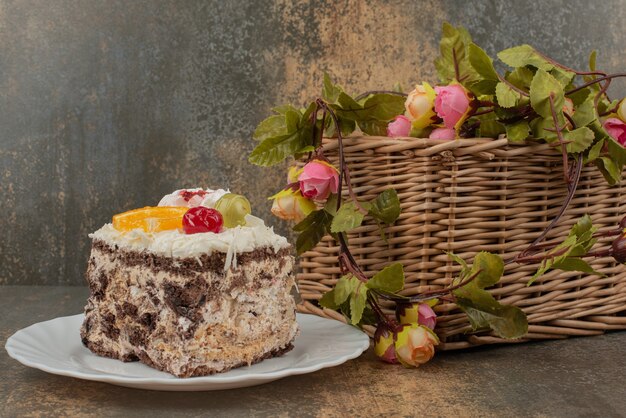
[296,136,626,349]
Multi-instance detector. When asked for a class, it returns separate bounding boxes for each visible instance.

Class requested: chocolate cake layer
[81,239,298,378]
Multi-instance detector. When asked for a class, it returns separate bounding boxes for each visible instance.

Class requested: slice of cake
[80,188,298,378]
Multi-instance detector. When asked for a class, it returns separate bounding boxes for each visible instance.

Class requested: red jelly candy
[182,207,223,234]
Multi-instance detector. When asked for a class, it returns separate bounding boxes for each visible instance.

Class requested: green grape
[215,193,252,228]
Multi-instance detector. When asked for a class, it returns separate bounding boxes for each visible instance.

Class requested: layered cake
[80,188,298,378]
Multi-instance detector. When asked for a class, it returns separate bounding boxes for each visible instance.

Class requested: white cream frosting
[92,188,290,270]
[90,215,290,263]
[158,188,230,208]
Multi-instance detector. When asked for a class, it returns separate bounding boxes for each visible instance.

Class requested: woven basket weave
[296,136,626,350]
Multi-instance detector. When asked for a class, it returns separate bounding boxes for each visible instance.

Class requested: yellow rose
[394,324,439,367]
[405,83,437,129]
[269,189,315,222]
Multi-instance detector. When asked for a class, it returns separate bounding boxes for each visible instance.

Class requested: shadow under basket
[296,136,626,350]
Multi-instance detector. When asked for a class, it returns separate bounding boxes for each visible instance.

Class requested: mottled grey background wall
[1,0,625,285]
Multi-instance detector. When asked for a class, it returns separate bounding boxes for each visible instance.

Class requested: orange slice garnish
[112,206,188,233]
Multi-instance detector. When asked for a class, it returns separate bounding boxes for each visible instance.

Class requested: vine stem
[354,90,408,101]
[533,48,607,78]
[548,93,570,183]
[565,73,626,95]
[509,157,582,264]
[374,269,482,303]
[314,99,368,214]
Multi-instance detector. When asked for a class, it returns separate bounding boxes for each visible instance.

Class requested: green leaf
[529,215,602,283]
[334,275,359,306]
[596,157,622,185]
[551,258,600,275]
[469,42,499,81]
[571,214,593,238]
[568,87,591,106]
[589,50,597,72]
[607,137,626,166]
[585,139,604,163]
[249,110,312,166]
[469,79,498,96]
[253,115,287,141]
[272,104,300,115]
[530,69,565,119]
[293,210,333,255]
[564,127,595,153]
[334,93,405,133]
[366,263,404,293]
[319,288,338,309]
[360,94,406,121]
[434,22,477,85]
[471,251,505,289]
[529,258,554,284]
[495,82,519,108]
[368,189,401,224]
[350,284,367,325]
[476,113,505,137]
[322,72,341,103]
[550,67,575,87]
[530,116,560,142]
[358,119,388,136]
[572,98,597,128]
[446,251,469,274]
[330,202,367,233]
[455,291,528,339]
[506,121,530,142]
[506,67,534,90]
[325,117,356,138]
[323,194,338,216]
[497,44,553,71]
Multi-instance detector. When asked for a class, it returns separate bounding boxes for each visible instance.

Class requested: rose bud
[395,302,437,330]
[270,189,316,222]
[603,118,626,147]
[373,324,398,364]
[405,83,437,129]
[287,166,303,184]
[394,324,439,368]
[434,84,473,131]
[429,127,456,140]
[387,115,412,137]
[617,99,625,123]
[612,234,626,264]
[298,160,340,201]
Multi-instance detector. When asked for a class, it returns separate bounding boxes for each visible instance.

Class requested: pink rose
[396,302,437,330]
[270,189,315,222]
[604,118,626,146]
[298,160,339,200]
[429,127,456,140]
[394,324,439,367]
[417,304,437,330]
[434,84,471,129]
[387,115,411,137]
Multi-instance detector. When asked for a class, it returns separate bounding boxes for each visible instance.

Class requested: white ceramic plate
[5,313,369,391]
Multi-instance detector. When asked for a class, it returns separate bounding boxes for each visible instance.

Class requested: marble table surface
[1,285,625,417]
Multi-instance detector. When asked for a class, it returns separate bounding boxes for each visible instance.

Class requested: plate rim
[5,313,370,387]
